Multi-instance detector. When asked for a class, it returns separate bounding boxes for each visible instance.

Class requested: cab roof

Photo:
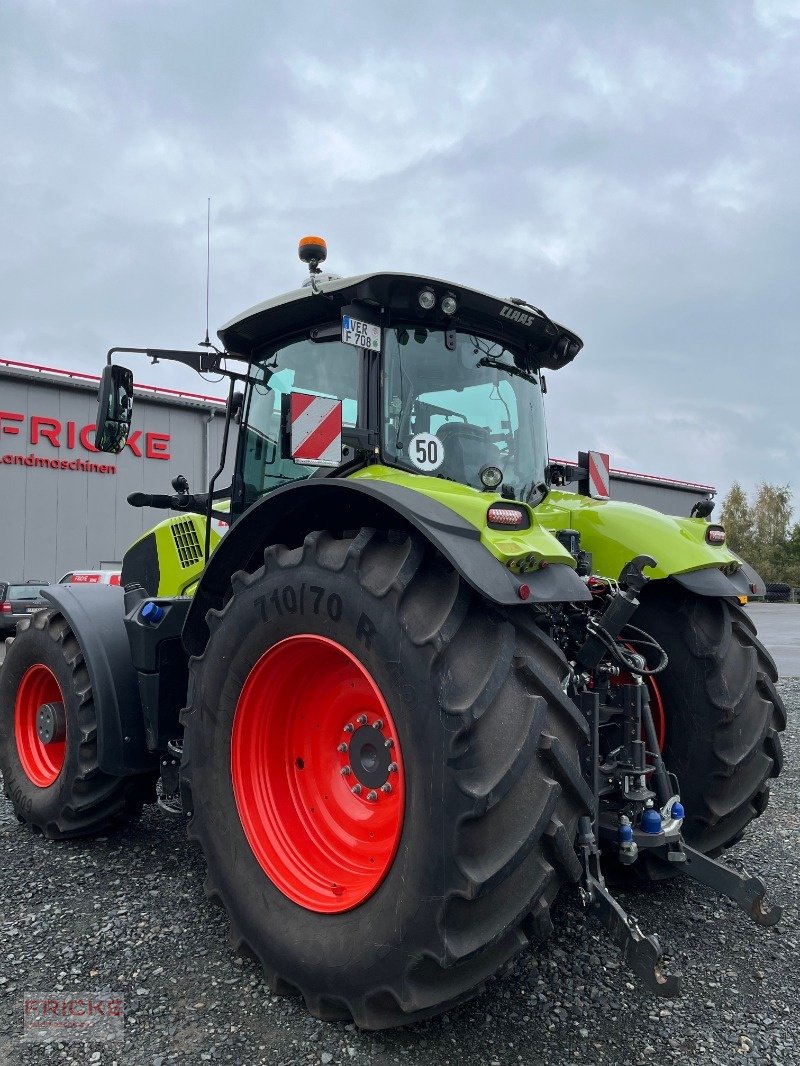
[218,272,583,371]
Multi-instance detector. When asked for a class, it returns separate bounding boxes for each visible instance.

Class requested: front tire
[181,529,590,1029]
[0,610,155,837]
[634,583,785,857]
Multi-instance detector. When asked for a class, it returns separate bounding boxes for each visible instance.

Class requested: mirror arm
[106,346,223,373]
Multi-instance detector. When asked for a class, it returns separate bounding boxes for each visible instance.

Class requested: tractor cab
[223,237,584,513]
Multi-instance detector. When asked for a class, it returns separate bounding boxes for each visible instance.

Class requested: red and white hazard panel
[289,392,343,467]
[588,450,611,499]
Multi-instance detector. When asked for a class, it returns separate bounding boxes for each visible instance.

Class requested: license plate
[26,606,46,613]
[341,314,381,351]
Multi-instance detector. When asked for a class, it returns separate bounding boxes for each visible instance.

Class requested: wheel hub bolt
[388,762,398,773]
[357,714,368,725]
[340,765,352,776]
[343,723,354,733]
[367,790,378,802]
[351,784,362,795]
[373,719,384,730]
[36,702,66,745]
[384,738,394,749]
[381,783,392,794]
[337,743,348,753]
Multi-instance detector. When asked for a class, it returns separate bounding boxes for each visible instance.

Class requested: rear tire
[0,610,155,838]
[632,584,785,867]
[181,529,590,1029]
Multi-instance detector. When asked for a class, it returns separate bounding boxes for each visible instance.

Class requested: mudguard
[183,478,591,656]
[672,559,765,599]
[537,491,766,597]
[42,584,154,775]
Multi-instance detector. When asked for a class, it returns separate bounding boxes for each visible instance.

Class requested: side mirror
[229,390,244,425]
[95,363,134,453]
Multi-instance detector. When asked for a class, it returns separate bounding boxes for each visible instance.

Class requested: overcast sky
[1,0,798,502]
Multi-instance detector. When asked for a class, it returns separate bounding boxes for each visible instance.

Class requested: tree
[720,481,754,562]
[776,521,800,587]
[751,484,792,556]
[719,482,795,583]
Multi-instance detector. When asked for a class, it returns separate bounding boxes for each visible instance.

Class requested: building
[0,359,716,582]
[0,359,229,581]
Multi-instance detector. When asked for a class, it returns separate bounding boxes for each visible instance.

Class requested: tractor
[0,238,785,1028]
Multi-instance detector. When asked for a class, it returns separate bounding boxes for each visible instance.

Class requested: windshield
[382,328,548,500]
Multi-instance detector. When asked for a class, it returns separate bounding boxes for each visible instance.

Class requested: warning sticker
[408,432,444,473]
[342,314,381,351]
[289,392,343,467]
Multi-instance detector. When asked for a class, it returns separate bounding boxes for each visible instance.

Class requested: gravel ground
[0,679,796,1066]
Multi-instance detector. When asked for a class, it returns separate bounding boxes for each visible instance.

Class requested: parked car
[58,571,121,585]
[0,580,51,638]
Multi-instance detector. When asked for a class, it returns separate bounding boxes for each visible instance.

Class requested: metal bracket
[577,817,681,997]
[676,844,782,927]
[586,870,681,997]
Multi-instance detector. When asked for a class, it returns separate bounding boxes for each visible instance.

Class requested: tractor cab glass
[382,328,548,500]
[238,334,358,507]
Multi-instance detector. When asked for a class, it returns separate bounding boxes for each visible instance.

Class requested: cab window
[239,334,359,506]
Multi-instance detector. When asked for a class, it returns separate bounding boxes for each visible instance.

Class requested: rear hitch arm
[674,844,782,927]
[577,817,681,997]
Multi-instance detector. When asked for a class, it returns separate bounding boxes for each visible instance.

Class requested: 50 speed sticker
[408,432,444,472]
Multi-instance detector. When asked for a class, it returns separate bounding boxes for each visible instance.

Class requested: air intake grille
[172,518,203,569]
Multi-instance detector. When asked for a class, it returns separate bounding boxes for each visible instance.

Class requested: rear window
[7,585,48,599]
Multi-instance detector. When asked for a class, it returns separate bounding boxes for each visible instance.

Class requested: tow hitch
[568,557,782,997]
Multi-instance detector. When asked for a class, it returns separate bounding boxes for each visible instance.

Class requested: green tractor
[0,238,785,1027]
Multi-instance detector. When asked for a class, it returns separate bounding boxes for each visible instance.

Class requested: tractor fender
[42,584,154,776]
[183,478,591,656]
[671,558,765,599]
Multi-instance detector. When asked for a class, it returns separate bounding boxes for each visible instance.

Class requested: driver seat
[436,422,502,486]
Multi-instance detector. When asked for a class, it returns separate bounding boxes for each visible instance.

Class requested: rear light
[487,505,530,529]
[0,602,10,614]
[706,525,726,545]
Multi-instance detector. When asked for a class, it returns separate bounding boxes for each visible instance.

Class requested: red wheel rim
[14,664,66,788]
[231,635,405,913]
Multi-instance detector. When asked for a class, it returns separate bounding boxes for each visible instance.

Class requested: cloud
[0,0,797,501]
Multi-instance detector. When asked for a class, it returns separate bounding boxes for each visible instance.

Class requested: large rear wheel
[181,529,590,1029]
[632,583,785,867]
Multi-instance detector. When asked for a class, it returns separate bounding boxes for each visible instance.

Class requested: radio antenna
[200,196,212,348]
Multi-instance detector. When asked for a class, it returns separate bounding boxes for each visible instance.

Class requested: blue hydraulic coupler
[671,801,685,821]
[641,809,663,834]
[618,821,634,844]
[141,601,165,625]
